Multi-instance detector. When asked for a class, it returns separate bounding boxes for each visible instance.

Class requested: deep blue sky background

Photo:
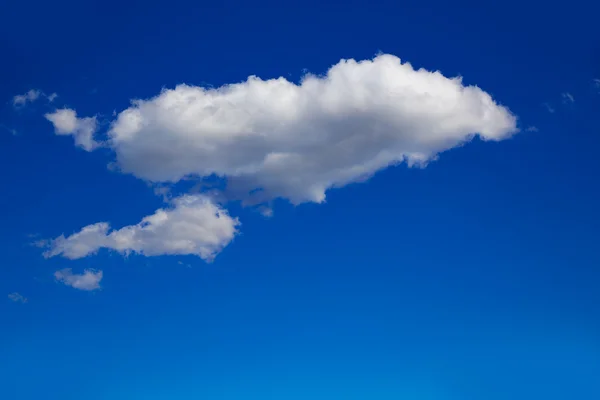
[1,0,599,399]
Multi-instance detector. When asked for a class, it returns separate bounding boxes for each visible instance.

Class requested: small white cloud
[12,89,58,107]
[32,238,51,248]
[525,126,539,132]
[258,206,274,218]
[562,92,574,104]
[44,108,99,151]
[8,292,28,303]
[593,79,600,91]
[13,89,41,107]
[43,195,240,262]
[54,268,103,291]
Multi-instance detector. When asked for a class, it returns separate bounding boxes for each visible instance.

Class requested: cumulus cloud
[44,108,99,151]
[104,54,517,205]
[8,292,28,303]
[54,268,103,291]
[13,89,57,107]
[42,54,519,260]
[43,195,240,262]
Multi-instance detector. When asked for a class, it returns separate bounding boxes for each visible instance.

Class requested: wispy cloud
[525,126,539,132]
[12,89,58,108]
[152,185,172,202]
[0,124,18,136]
[562,92,575,104]
[8,292,28,303]
[543,103,555,113]
[13,89,41,106]
[593,79,600,91]
[54,268,103,291]
[258,206,274,218]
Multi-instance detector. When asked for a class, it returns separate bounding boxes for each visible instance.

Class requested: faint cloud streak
[12,89,58,108]
[562,92,575,104]
[543,103,555,113]
[8,292,28,303]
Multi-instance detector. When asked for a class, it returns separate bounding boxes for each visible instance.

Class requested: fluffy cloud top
[45,108,99,151]
[54,268,103,291]
[13,89,57,107]
[44,195,240,262]
[106,54,517,204]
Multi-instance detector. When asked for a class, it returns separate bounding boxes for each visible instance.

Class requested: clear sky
[1,0,599,399]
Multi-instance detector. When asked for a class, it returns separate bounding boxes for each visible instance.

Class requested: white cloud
[525,126,539,132]
[102,54,517,205]
[54,268,103,291]
[258,206,274,218]
[43,195,240,261]
[13,89,41,106]
[593,79,600,90]
[44,108,99,151]
[562,92,575,104]
[40,54,519,261]
[13,89,57,107]
[8,292,28,303]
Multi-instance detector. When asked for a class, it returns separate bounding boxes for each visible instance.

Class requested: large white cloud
[45,108,99,151]
[106,54,518,204]
[54,268,103,291]
[41,53,519,261]
[43,195,240,262]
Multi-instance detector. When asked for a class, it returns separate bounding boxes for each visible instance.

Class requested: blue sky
[1,0,600,399]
